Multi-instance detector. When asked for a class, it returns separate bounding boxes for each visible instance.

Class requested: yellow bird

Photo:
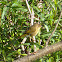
[18,23,41,39]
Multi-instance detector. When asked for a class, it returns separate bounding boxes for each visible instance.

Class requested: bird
[18,23,41,39]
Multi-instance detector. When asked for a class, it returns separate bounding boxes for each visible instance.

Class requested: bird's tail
[18,34,27,39]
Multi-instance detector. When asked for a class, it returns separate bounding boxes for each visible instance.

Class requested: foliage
[0,0,62,62]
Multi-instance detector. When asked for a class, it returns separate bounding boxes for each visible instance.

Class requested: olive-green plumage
[18,23,41,38]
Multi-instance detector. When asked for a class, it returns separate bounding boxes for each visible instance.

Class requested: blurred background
[0,0,62,62]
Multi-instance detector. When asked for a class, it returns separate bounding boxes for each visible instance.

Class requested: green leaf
[18,49,21,52]
[21,54,27,56]
[16,8,28,12]
[1,7,8,19]
[11,3,21,8]
[33,6,40,12]
[45,14,52,18]
[21,43,30,45]
[44,24,49,32]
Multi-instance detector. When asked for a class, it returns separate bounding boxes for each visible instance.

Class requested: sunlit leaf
[11,3,21,8]
[44,24,49,32]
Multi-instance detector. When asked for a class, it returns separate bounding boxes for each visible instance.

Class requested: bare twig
[31,8,36,52]
[46,11,62,46]
[33,36,36,52]
[26,0,31,14]
[31,8,34,25]
[21,37,27,51]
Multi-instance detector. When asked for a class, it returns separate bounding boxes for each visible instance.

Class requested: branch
[13,41,62,62]
[46,11,62,46]
[26,0,31,14]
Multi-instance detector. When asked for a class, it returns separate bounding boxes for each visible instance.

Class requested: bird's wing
[26,27,36,34]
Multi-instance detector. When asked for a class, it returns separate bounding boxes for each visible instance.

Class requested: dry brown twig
[46,11,62,46]
[31,8,37,52]
[26,0,31,14]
